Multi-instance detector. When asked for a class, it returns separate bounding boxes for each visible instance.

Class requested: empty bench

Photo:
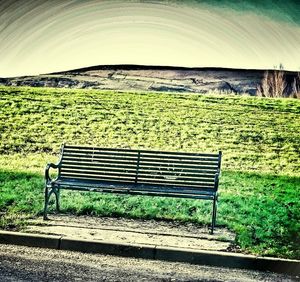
[44,145,222,233]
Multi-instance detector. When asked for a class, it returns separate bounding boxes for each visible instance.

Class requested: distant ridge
[1,64,298,96]
[49,64,283,75]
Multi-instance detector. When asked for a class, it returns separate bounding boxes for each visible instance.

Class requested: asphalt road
[0,244,297,282]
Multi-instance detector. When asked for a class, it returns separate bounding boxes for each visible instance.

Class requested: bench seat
[53,179,216,199]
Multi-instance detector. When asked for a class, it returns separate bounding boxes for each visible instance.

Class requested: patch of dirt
[24,215,236,252]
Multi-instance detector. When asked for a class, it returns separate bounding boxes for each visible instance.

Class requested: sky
[0,0,300,77]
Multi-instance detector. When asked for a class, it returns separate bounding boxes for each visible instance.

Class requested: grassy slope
[0,86,299,258]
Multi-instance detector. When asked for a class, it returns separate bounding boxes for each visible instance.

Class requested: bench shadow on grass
[0,169,299,258]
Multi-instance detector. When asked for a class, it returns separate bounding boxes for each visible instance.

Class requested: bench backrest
[59,145,221,191]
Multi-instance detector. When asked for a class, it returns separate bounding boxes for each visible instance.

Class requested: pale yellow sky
[1,1,300,77]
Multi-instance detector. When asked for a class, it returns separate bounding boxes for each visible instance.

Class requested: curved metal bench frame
[44,144,222,233]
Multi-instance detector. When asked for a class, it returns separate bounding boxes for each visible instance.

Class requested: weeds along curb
[0,230,299,276]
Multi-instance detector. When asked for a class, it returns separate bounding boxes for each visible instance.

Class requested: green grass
[0,86,299,259]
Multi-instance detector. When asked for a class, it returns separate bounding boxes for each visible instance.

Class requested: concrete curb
[155,246,300,276]
[0,230,299,276]
[60,238,155,259]
[0,230,60,249]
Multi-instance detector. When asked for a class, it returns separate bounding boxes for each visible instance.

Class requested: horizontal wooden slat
[137,173,215,182]
[62,165,215,182]
[137,178,215,188]
[140,154,218,162]
[61,160,137,170]
[131,191,214,199]
[63,151,218,165]
[132,188,214,195]
[64,145,137,153]
[61,159,217,173]
[59,173,215,189]
[63,149,218,162]
[63,149,138,158]
[138,167,216,176]
[140,150,219,158]
[62,158,217,175]
[61,163,217,179]
[61,164,137,173]
[60,169,215,184]
[57,178,214,190]
[62,156,218,170]
[138,176,215,186]
[140,157,218,166]
[63,153,138,161]
[60,174,135,183]
[62,154,218,167]
[64,145,220,158]
[61,169,136,178]
[140,161,218,170]
[57,185,214,199]
[56,179,215,195]
[62,157,137,165]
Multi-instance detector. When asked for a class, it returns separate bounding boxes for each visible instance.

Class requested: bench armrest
[45,163,60,184]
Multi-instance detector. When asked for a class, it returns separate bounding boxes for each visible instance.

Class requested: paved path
[0,244,296,282]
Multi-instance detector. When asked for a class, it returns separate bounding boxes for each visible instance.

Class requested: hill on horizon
[0,64,299,95]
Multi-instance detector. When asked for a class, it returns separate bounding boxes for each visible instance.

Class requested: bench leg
[43,186,60,220]
[211,196,217,234]
[43,185,50,220]
[54,188,60,212]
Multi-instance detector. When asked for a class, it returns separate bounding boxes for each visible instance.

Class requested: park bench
[44,145,222,233]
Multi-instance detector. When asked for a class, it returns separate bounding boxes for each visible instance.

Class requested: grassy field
[0,86,299,259]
